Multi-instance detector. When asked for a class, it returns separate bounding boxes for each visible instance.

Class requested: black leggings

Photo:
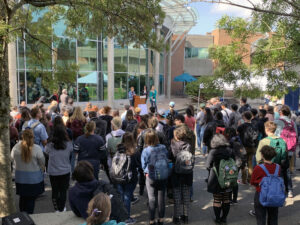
[213,192,231,221]
[19,196,36,214]
[49,173,70,211]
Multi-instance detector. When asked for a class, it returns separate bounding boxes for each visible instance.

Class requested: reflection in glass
[115,73,127,100]
[19,71,26,103]
[149,74,154,88]
[17,38,25,70]
[54,38,76,67]
[159,74,164,95]
[128,44,140,73]
[78,40,97,71]
[103,72,108,100]
[140,47,147,74]
[128,73,139,95]
[78,72,98,101]
[114,44,128,72]
[102,42,107,71]
[140,74,147,95]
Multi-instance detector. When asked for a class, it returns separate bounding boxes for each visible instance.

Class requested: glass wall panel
[140,74,147,95]
[17,39,25,70]
[148,50,154,74]
[19,71,26,103]
[149,74,154,88]
[78,72,98,101]
[159,74,164,95]
[54,38,76,67]
[115,73,127,99]
[159,53,164,75]
[26,71,52,104]
[128,44,139,73]
[26,36,52,70]
[103,72,108,100]
[77,40,97,71]
[114,44,128,72]
[140,47,147,74]
[128,74,139,96]
[185,47,209,59]
[102,42,107,72]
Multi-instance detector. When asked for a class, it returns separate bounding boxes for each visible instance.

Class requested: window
[78,72,98,101]
[115,73,128,99]
[185,47,209,59]
[77,40,97,71]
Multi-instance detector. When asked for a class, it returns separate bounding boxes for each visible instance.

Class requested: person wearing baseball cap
[135,107,142,123]
[165,101,178,121]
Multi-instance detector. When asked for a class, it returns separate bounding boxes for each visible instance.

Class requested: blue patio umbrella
[174,73,197,82]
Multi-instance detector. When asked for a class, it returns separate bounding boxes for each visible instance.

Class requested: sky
[187,1,255,35]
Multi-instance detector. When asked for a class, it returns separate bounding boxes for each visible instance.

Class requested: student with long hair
[67,106,87,141]
[122,109,138,132]
[45,125,73,212]
[80,193,126,225]
[74,121,106,180]
[185,108,196,131]
[113,132,141,224]
[99,106,113,135]
[11,129,45,214]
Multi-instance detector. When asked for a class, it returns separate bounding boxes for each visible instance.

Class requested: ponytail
[21,129,34,163]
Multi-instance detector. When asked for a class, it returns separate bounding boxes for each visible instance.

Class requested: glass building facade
[16,35,165,104]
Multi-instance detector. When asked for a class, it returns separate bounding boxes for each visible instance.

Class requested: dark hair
[21,109,31,121]
[224,127,237,140]
[89,111,97,118]
[52,125,69,150]
[241,97,247,104]
[204,107,213,124]
[122,132,136,155]
[188,105,195,116]
[260,145,277,161]
[103,106,111,115]
[53,116,65,127]
[251,108,258,117]
[231,104,238,111]
[72,161,95,182]
[215,111,223,121]
[280,105,291,117]
[175,114,185,123]
[267,106,274,115]
[148,117,158,129]
[30,107,40,118]
[186,108,193,118]
[141,114,150,125]
[126,109,134,121]
[149,106,156,114]
[243,111,252,121]
[124,105,130,110]
[259,109,267,118]
[221,102,228,108]
[145,129,159,146]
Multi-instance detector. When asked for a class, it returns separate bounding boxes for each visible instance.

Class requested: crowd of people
[8,95,299,225]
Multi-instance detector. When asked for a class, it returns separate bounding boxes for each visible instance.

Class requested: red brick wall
[171,36,185,95]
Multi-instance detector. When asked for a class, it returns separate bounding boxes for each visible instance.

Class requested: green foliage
[210,12,300,98]
[234,84,264,99]
[185,76,223,100]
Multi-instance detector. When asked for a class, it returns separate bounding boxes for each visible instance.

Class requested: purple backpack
[280,119,297,152]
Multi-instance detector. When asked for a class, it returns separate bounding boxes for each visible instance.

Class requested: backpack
[175,146,195,174]
[148,146,169,181]
[213,157,238,189]
[107,134,122,156]
[216,127,225,135]
[125,120,137,132]
[20,121,41,140]
[110,152,132,184]
[267,137,287,165]
[279,119,297,152]
[243,124,258,147]
[259,164,286,207]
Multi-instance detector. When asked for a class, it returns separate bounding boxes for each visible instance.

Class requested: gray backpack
[107,134,122,157]
[175,146,195,174]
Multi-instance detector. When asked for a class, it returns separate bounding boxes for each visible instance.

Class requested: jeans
[117,182,137,217]
[49,173,70,211]
[150,99,157,112]
[200,126,207,154]
[282,167,293,192]
[254,192,278,225]
[196,124,202,149]
[130,99,134,107]
[146,176,166,221]
[19,196,36,214]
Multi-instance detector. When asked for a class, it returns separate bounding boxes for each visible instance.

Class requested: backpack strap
[274,164,280,177]
[259,164,270,177]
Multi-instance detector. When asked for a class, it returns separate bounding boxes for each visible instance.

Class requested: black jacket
[171,140,193,187]
[203,120,226,149]
[137,128,167,153]
[206,135,234,194]
[99,115,113,135]
[90,117,107,141]
[239,104,251,114]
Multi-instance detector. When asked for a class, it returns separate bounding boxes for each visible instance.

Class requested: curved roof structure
[161,0,198,35]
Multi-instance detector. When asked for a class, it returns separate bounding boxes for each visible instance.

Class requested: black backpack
[93,180,128,222]
[243,124,258,147]
[125,120,137,132]
[109,152,132,184]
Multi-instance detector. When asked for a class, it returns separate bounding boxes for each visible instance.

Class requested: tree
[209,13,300,98]
[0,0,164,217]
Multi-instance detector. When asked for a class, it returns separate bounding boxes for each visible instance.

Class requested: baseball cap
[200,103,206,108]
[135,107,141,113]
[169,101,175,108]
[158,109,166,117]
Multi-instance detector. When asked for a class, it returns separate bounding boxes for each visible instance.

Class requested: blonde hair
[111,117,122,130]
[86,193,111,225]
[21,129,34,163]
[70,107,86,122]
[85,121,96,137]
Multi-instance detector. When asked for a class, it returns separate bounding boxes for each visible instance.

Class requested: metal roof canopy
[160,0,198,55]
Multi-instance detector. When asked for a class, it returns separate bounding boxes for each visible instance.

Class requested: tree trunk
[0,34,17,217]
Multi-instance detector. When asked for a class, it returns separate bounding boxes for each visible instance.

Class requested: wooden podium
[134,95,147,108]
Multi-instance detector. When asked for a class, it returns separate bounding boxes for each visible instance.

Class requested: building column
[167,37,172,99]
[8,42,18,106]
[154,26,161,93]
[107,37,114,107]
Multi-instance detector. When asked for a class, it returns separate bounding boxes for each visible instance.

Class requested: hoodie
[69,179,99,219]
[203,120,226,150]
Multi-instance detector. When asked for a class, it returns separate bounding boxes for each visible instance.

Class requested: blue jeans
[196,124,202,149]
[200,126,207,154]
[117,182,137,217]
[150,99,157,112]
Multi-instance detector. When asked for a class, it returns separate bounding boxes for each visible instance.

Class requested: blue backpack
[259,164,286,207]
[148,146,169,181]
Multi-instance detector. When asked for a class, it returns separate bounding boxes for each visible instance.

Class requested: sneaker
[125,217,136,224]
[288,191,293,198]
[249,210,256,217]
[131,196,139,205]
[230,200,238,205]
